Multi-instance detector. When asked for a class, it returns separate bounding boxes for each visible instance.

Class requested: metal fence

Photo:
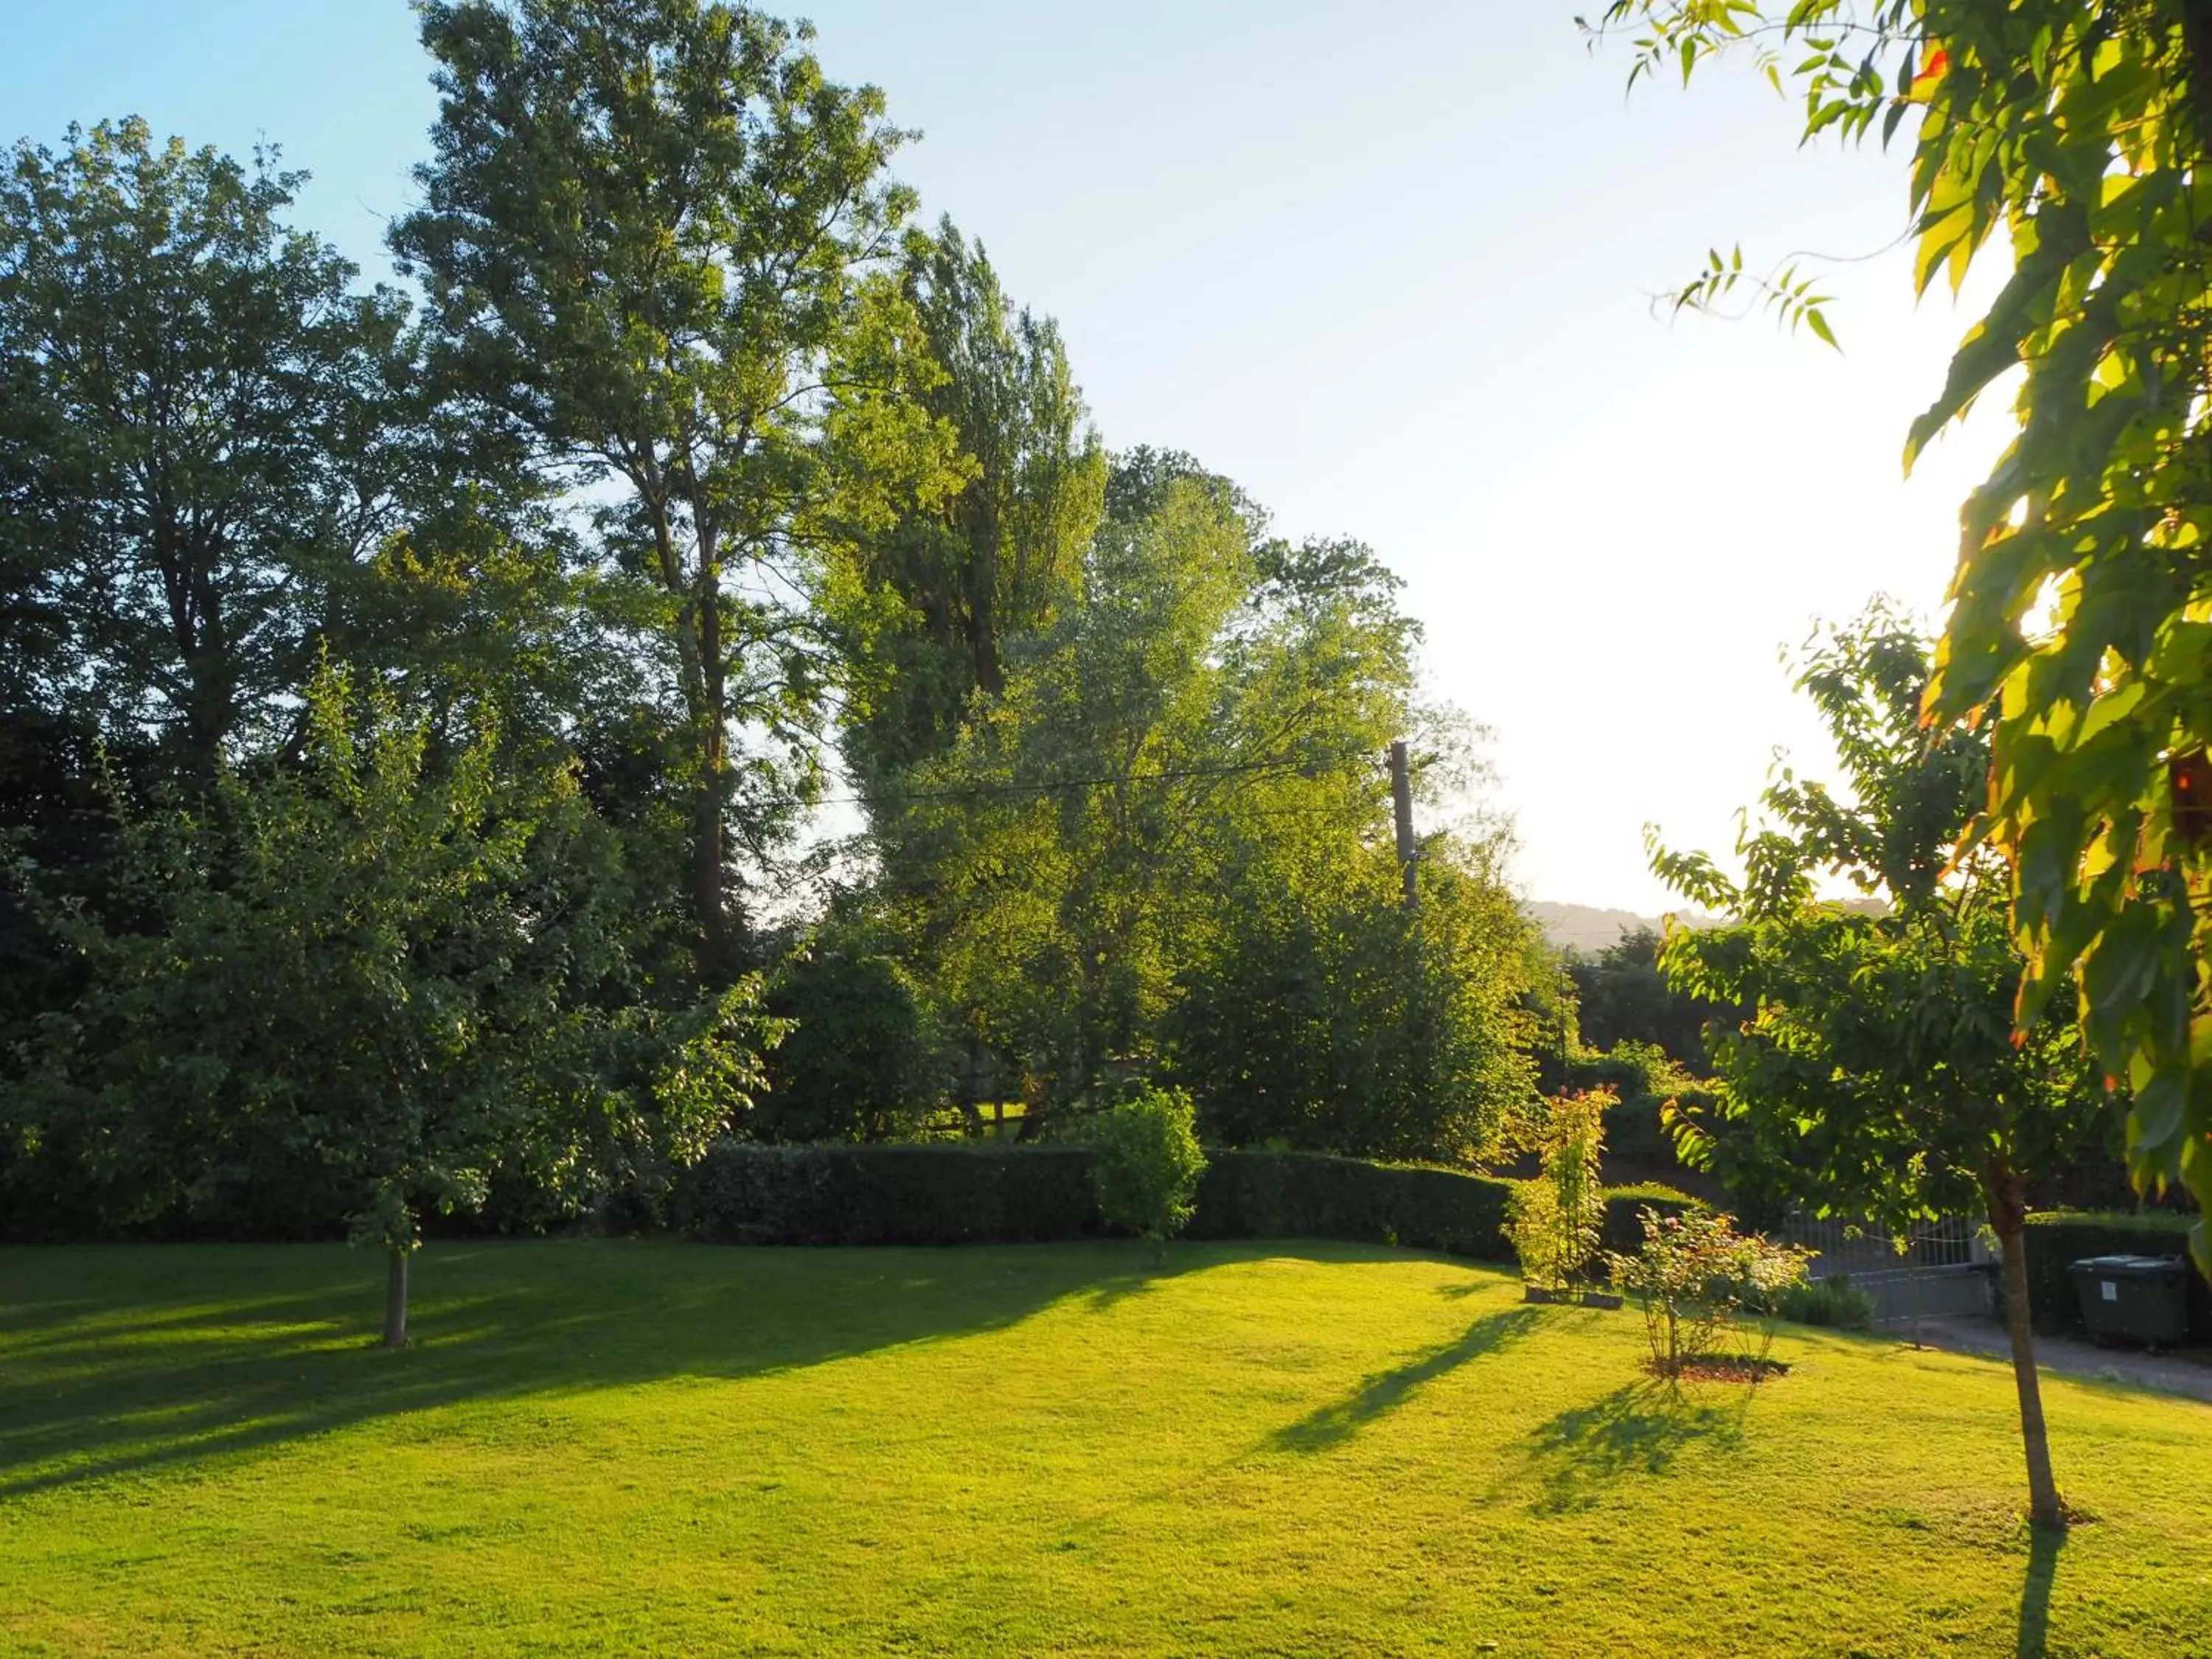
[1783,1211,1992,1326]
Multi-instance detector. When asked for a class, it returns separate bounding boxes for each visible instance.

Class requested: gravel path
[1900,1314,2212,1405]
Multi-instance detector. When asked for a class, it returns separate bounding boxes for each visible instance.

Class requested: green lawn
[4,1242,2209,1657]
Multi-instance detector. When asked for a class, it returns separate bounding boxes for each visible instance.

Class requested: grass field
[4,1240,2210,1658]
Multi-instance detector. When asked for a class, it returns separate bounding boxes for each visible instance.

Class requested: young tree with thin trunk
[20,661,778,1345]
[1652,607,2110,1528]
[392,0,960,981]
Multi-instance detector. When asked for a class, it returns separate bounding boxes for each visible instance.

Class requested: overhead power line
[813,748,1385,809]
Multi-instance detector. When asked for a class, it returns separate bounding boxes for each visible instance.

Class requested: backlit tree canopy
[1598,0,2212,1260]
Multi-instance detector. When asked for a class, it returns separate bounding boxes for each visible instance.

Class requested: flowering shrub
[1608,1206,1812,1377]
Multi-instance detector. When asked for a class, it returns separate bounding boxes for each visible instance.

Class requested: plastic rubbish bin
[2068,1254,2190,1347]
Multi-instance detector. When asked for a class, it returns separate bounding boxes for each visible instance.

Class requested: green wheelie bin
[2068,1254,2190,1349]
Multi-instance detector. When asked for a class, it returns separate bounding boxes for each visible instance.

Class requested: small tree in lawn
[1089,1086,1208,1262]
[1651,607,2110,1526]
[1506,1088,1611,1298]
[26,661,779,1345]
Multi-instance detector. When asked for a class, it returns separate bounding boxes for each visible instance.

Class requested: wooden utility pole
[1388,740,1417,909]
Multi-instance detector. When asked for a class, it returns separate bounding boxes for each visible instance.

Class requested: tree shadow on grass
[2016,1523,2065,1658]
[0,1237,1276,1499]
[1270,1305,1542,1453]
[1523,1380,1750,1514]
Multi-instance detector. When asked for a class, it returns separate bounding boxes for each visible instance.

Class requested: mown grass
[3,1239,2209,1657]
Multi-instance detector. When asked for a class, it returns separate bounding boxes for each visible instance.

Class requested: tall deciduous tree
[1594,0,2212,1265]
[888,453,1256,1111]
[0,118,415,785]
[392,0,960,978]
[1652,608,2109,1526]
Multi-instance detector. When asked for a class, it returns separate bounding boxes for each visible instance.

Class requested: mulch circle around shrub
[1523,1286,1624,1307]
[1660,1355,1790,1384]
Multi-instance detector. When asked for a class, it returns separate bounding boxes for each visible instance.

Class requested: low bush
[1088,1088,1208,1256]
[1609,1206,1812,1377]
[1778,1272,1877,1332]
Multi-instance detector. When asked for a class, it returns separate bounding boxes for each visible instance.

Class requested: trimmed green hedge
[2021,1211,2211,1343]
[672,1143,1097,1245]
[672,1141,1697,1261]
[1185,1151,1511,1254]
[1599,1185,1701,1254]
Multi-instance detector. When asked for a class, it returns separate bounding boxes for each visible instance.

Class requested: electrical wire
[811,748,1387,808]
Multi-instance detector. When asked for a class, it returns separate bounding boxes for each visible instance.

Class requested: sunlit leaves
[1646,613,2108,1277]
[1661,243,1840,347]
[1596,0,2212,1260]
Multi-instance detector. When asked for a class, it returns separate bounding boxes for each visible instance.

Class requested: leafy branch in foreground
[1596,0,2212,1265]
[1660,243,1840,348]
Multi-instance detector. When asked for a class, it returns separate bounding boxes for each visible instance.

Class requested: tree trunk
[691,759,729,972]
[1985,1166,2063,1528]
[383,1247,410,1349]
[655,490,733,983]
[690,561,733,979]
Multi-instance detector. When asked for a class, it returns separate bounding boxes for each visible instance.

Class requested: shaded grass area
[4,1241,2210,1656]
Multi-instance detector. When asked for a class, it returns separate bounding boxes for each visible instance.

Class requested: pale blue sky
[0,1,2009,914]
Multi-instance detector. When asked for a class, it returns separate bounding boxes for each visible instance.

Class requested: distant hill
[1526,895,1888,953]
[1531,902,1717,956]
[1525,902,1686,953]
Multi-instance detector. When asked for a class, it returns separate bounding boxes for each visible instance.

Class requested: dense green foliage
[0,118,418,785]
[392,0,962,976]
[1596,0,2212,1266]
[1565,927,1719,1069]
[0,0,1551,1279]
[875,447,1540,1151]
[754,934,950,1142]
[7,664,773,1338]
[10,1241,2212,1656]
[672,1141,1099,1245]
[1506,1090,1610,1293]
[838,220,1105,787]
[669,1140,1688,1257]
[1186,1151,1521,1256]
[1562,1040,1714,1180]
